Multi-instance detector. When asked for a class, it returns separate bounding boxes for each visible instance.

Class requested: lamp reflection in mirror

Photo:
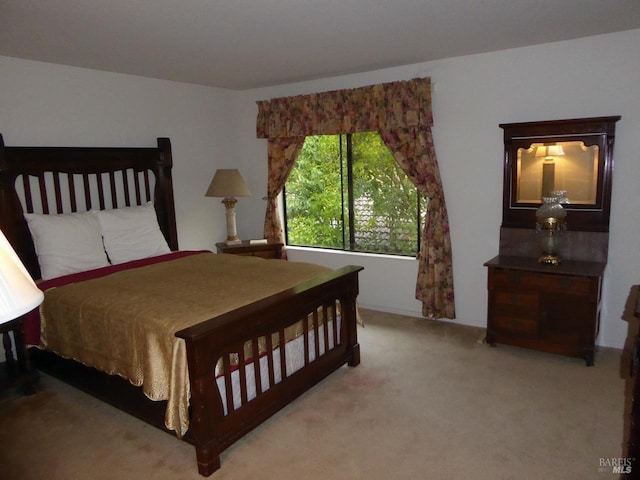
[205,169,252,243]
[535,144,565,159]
[535,144,565,199]
[0,229,43,325]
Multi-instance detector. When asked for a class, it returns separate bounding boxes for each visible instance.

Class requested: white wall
[235,29,640,349]
[0,56,238,251]
[1,29,639,351]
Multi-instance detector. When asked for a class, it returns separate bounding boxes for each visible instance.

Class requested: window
[284,132,427,256]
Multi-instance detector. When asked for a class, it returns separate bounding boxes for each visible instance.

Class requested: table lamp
[535,190,568,265]
[205,169,251,244]
[0,229,44,325]
[0,229,43,393]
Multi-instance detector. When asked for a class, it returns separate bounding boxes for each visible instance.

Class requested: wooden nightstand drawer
[234,249,278,259]
[216,241,283,259]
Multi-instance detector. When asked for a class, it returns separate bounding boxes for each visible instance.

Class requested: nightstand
[1,316,38,395]
[216,241,283,259]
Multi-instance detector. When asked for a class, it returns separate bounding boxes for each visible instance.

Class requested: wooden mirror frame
[500,116,620,232]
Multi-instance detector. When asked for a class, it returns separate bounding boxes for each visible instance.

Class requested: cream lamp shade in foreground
[205,169,252,243]
[0,229,44,325]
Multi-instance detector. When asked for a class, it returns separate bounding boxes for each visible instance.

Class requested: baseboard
[357,303,423,319]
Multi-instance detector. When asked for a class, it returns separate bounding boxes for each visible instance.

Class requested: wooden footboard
[176,265,363,476]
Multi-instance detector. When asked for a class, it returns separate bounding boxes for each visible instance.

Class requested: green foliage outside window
[285,132,426,256]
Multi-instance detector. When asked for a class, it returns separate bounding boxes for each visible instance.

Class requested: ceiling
[1,1,639,90]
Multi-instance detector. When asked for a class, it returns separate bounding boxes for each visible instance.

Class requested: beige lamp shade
[205,169,251,198]
[0,229,44,324]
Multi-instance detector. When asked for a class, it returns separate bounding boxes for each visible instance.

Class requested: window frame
[283,133,424,257]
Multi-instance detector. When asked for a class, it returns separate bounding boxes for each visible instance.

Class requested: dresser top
[484,255,606,277]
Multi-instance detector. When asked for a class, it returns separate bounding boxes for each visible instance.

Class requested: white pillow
[24,211,110,280]
[94,202,171,264]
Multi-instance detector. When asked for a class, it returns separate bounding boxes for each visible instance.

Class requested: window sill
[286,245,417,262]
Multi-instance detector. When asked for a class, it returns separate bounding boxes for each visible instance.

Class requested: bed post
[190,353,225,476]
[181,330,226,476]
[344,273,361,367]
[155,137,179,251]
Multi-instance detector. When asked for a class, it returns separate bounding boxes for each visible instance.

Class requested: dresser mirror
[515,140,598,204]
[500,116,620,232]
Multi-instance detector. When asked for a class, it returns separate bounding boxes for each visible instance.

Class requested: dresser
[484,256,604,366]
[486,117,619,365]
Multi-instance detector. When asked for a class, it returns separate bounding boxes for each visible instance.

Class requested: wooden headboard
[0,134,179,279]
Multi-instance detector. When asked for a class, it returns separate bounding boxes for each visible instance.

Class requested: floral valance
[257,78,433,138]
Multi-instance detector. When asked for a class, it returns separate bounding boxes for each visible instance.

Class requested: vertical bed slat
[143,170,151,202]
[278,328,286,379]
[82,173,92,211]
[252,338,262,394]
[109,172,118,208]
[22,176,34,213]
[122,170,131,206]
[265,334,275,389]
[134,173,142,205]
[37,174,49,214]
[67,174,77,212]
[323,305,330,353]
[303,315,309,366]
[52,172,63,214]
[313,309,320,359]
[237,349,248,406]
[332,301,339,347]
[96,173,106,210]
[222,355,234,414]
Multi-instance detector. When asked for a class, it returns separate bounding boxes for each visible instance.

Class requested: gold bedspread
[40,252,331,437]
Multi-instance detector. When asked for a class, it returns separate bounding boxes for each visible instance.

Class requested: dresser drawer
[494,291,538,308]
[491,291,539,336]
[490,268,592,296]
[492,313,539,337]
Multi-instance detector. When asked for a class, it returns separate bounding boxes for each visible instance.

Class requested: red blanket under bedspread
[24,250,208,346]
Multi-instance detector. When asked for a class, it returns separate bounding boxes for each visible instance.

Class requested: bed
[0,134,363,476]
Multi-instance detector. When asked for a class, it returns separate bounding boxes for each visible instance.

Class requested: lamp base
[221,197,240,243]
[225,238,242,245]
[538,254,561,266]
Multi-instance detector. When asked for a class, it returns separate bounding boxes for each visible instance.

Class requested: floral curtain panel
[256,78,455,319]
[263,137,305,260]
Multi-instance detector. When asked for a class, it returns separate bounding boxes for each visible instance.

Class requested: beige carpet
[0,309,628,479]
